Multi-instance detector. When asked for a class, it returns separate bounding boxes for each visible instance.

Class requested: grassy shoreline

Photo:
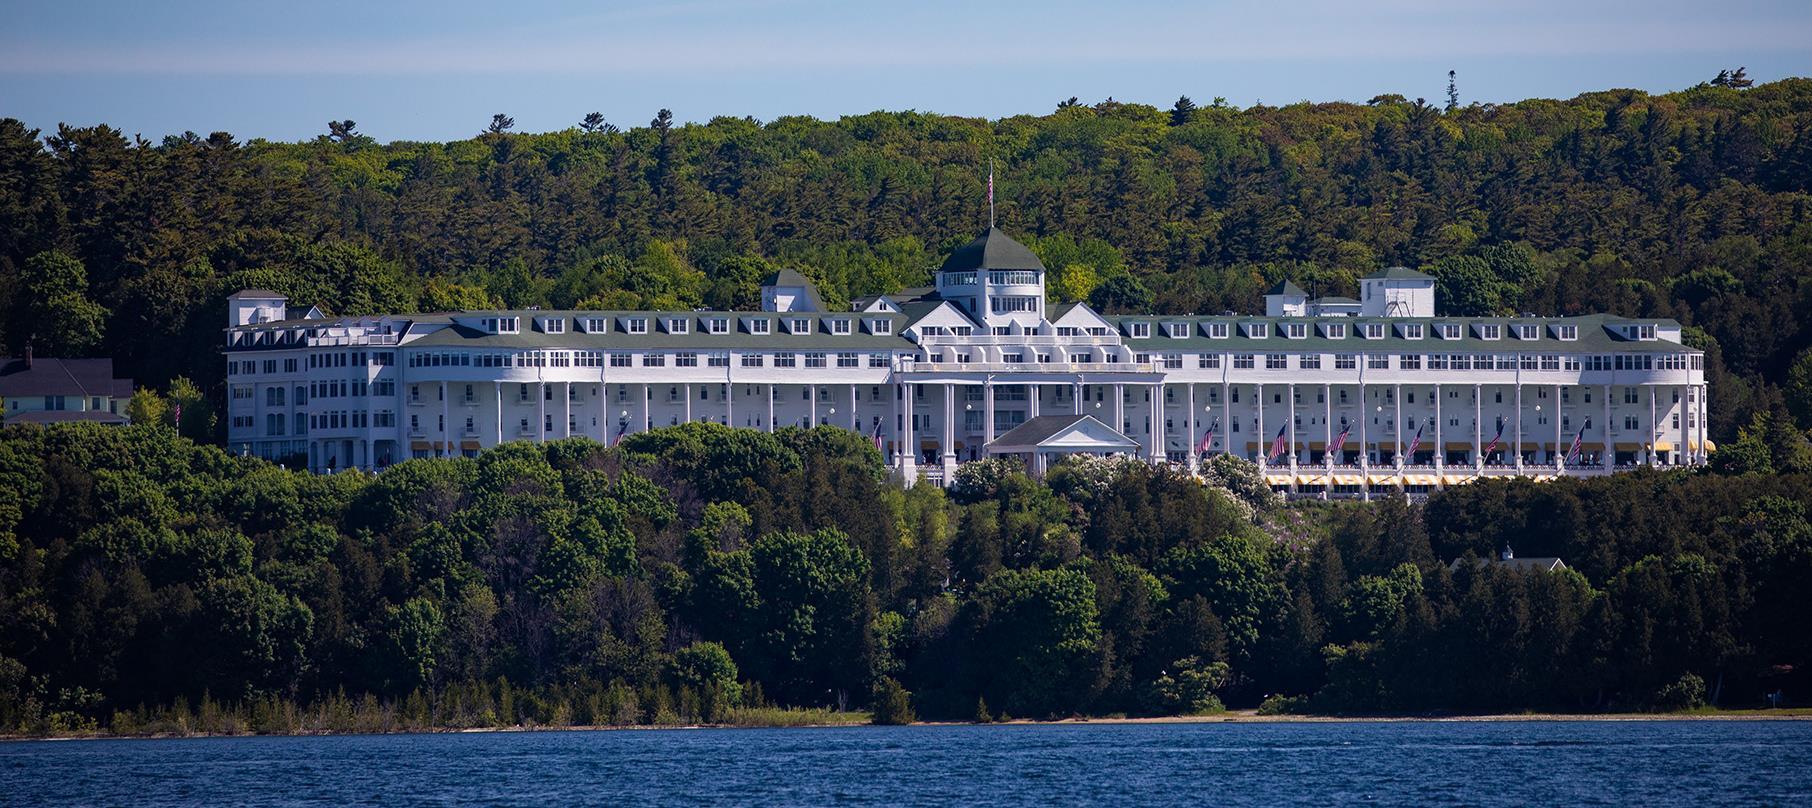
[7,707,1809,742]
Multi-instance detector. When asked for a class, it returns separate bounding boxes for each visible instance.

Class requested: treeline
[6,78,1812,442]
[1,422,1806,733]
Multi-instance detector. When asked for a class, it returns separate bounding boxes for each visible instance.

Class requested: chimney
[23,340,32,369]
[1500,544,1514,561]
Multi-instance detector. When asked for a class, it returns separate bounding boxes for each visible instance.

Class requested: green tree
[16,250,107,355]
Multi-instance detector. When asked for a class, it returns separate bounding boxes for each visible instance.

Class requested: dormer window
[1400,323,1424,340]
[829,319,852,335]
[667,317,689,334]
[1627,324,1656,340]
[1247,323,1269,339]
[870,319,892,335]
[1438,324,1461,340]
[707,318,729,334]
[1129,322,1151,338]
[1477,324,1501,340]
[480,316,520,334]
[1324,323,1347,339]
[1554,324,1578,341]
[625,318,648,334]
[749,318,771,335]
[1208,322,1229,339]
[543,318,565,334]
[1284,323,1306,339]
[1515,324,1540,340]
[790,318,812,334]
[1166,322,1189,338]
[583,317,607,333]
[1363,323,1384,340]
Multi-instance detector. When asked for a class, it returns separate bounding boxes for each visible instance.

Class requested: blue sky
[4,0,1810,142]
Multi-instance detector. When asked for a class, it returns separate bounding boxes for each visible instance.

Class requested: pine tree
[486,113,514,134]
[1446,70,1459,112]
[1169,95,1197,127]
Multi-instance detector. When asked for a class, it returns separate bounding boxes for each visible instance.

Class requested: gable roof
[938,228,1046,274]
[228,288,286,299]
[1267,280,1307,297]
[988,414,1139,452]
[0,357,131,399]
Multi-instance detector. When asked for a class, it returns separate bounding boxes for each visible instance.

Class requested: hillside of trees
[6,77,1812,442]
[1,422,1807,732]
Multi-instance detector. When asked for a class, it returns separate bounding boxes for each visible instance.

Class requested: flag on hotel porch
[1267,423,1288,462]
[1405,420,1426,459]
[1482,417,1505,460]
[613,420,627,446]
[1333,420,1352,454]
[871,417,885,450]
[1196,419,1218,454]
[1565,418,1591,465]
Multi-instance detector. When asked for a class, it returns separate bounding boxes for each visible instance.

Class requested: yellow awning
[1296,474,1330,486]
[1405,474,1440,485]
[1264,474,1295,486]
[1368,474,1401,485]
[1652,440,1674,452]
[1614,442,1642,451]
[1441,474,1478,485]
[1331,473,1365,485]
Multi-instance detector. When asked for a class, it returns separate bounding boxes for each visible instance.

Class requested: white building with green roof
[223,228,1709,497]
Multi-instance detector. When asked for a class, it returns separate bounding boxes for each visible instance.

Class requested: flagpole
[988,157,995,229]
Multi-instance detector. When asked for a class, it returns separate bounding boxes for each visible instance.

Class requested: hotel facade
[224,229,1709,496]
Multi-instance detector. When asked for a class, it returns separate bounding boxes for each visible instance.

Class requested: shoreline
[7,708,1809,742]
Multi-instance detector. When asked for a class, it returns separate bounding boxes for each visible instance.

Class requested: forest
[5,77,1812,443]
[0,421,1808,733]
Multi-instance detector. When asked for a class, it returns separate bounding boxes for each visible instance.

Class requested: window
[749,318,771,335]
[1162,354,1184,369]
[1335,354,1357,370]
[1438,324,1462,340]
[1368,354,1390,369]
[1324,323,1347,339]
[1515,324,1539,340]
[544,318,565,334]
[1428,354,1448,370]
[1166,322,1189,338]
[1400,354,1422,370]
[667,318,689,334]
[1477,324,1501,340]
[830,319,852,335]
[675,352,698,367]
[1199,354,1222,368]
[610,353,632,367]
[707,353,730,367]
[1300,354,1322,369]
[625,318,648,334]
[642,354,666,367]
[584,317,607,333]
[805,353,827,368]
[1400,323,1424,339]
[775,353,797,367]
[741,354,764,368]
[1233,354,1256,369]
[790,318,811,334]
[1266,354,1288,370]
[1247,323,1269,339]
[836,353,859,368]
[870,319,892,335]
[1129,322,1151,338]
[869,353,889,368]
[1284,323,1307,339]
[1363,323,1385,340]
[1208,322,1229,339]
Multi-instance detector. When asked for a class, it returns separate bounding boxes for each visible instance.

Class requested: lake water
[3,720,1809,806]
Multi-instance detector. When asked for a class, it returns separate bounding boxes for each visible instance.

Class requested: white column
[1112,383,1125,440]
[1073,381,1083,416]
[1603,384,1612,467]
[536,381,546,443]
[1187,384,1199,474]
[1324,384,1333,469]
[1029,383,1040,418]
[727,379,735,427]
[809,385,817,427]
[1358,383,1368,472]
[1434,383,1443,471]
[902,383,915,472]
[767,384,775,432]
[1286,383,1296,473]
[1256,383,1265,467]
[941,383,957,480]
[1513,382,1523,471]
[1555,384,1564,470]
[1648,386,1658,466]
[1393,383,1402,469]
[684,383,693,424]
[440,381,449,457]
[1473,384,1482,469]
[1221,382,1231,457]
[494,381,503,445]
[563,382,572,438]
[983,380,996,447]
[1151,383,1164,464]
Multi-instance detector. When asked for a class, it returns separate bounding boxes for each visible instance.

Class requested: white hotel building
[225,228,1709,496]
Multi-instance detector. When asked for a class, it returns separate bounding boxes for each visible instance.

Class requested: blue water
[3,720,1809,806]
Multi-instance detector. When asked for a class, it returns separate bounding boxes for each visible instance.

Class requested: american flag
[1196,419,1218,454]
[871,417,885,450]
[1482,417,1505,459]
[613,419,627,446]
[1565,418,1592,465]
[1332,419,1352,453]
[1266,423,1288,461]
[1404,420,1426,459]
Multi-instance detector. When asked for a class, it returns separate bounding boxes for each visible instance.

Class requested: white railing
[915,334,1122,347]
[900,360,1161,374]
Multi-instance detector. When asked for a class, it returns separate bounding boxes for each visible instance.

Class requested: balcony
[900,359,1160,375]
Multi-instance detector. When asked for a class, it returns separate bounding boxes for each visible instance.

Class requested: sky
[4,0,1811,143]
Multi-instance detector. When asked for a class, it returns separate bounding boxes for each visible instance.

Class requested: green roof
[1364,266,1434,281]
[938,228,1045,273]
[1103,313,1695,355]
[404,310,917,351]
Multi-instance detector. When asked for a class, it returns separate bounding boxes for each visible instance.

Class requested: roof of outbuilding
[1314,296,1361,305]
[938,228,1046,274]
[228,288,287,299]
[0,357,131,398]
[989,414,1135,448]
[1364,266,1435,281]
[5,410,130,426]
[1267,280,1307,297]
